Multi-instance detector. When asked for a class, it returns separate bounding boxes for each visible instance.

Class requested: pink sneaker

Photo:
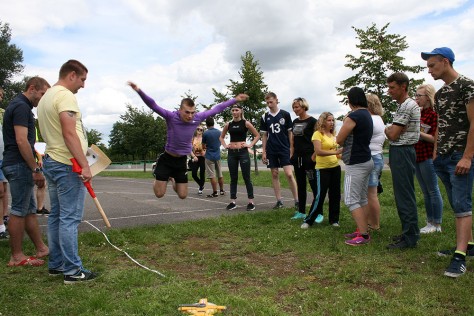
[344,229,359,239]
[345,235,370,246]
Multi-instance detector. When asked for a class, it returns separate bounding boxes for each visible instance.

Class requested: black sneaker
[386,239,416,250]
[207,192,218,198]
[37,207,50,215]
[3,215,9,226]
[438,247,474,257]
[273,201,284,209]
[220,190,226,196]
[0,231,9,240]
[64,268,98,284]
[246,203,255,211]
[391,234,403,242]
[226,202,237,210]
[49,269,63,276]
[444,256,467,278]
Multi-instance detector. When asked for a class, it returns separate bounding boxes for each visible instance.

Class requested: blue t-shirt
[259,109,293,154]
[2,94,36,167]
[341,109,373,165]
[202,127,222,161]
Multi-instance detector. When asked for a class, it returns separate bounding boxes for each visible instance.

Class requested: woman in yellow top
[190,126,206,195]
[301,112,342,229]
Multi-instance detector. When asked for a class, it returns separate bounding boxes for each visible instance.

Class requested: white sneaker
[435,225,442,232]
[301,223,310,229]
[420,223,436,234]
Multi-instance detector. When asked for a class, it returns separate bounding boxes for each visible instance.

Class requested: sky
[1,0,474,144]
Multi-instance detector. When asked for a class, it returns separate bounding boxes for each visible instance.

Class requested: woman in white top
[366,94,385,230]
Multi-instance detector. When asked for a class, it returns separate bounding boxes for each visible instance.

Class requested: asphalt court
[35,176,297,233]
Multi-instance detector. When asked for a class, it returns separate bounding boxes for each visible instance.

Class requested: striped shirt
[389,98,420,146]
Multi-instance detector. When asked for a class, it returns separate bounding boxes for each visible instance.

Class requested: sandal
[7,256,45,267]
[207,193,218,198]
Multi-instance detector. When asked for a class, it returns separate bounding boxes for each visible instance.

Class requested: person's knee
[271,169,279,178]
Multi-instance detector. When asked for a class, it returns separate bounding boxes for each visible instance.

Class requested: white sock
[0,224,5,233]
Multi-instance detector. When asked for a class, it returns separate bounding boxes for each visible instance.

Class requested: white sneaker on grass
[301,223,310,229]
[420,223,436,234]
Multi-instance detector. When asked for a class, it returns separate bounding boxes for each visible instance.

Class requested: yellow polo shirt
[37,85,88,165]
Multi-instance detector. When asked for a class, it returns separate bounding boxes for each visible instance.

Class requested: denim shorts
[434,151,473,217]
[368,153,384,187]
[2,162,36,217]
[0,160,7,182]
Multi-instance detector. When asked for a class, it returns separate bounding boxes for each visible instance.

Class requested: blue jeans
[415,159,444,224]
[2,162,36,217]
[433,152,474,217]
[43,157,86,275]
[227,149,254,199]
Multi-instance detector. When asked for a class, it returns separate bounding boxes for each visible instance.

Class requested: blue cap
[421,47,455,62]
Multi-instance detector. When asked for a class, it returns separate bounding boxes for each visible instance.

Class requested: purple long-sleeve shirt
[137,89,237,156]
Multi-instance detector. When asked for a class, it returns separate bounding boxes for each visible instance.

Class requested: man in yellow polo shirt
[38,59,97,284]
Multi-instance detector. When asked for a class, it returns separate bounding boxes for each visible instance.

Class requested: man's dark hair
[180,98,195,108]
[387,72,410,92]
[205,117,214,127]
[347,87,368,108]
[24,76,50,92]
[59,59,88,79]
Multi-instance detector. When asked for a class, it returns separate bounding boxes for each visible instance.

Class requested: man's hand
[455,157,472,175]
[33,172,45,188]
[127,81,140,91]
[80,165,93,182]
[235,94,249,102]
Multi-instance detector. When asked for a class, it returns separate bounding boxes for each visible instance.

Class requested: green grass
[1,171,473,315]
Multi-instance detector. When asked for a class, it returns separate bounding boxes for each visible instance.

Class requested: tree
[108,104,167,171]
[212,51,268,172]
[86,128,105,147]
[0,21,24,109]
[336,23,424,122]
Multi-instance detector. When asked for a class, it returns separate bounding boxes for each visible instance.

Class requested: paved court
[35,176,297,233]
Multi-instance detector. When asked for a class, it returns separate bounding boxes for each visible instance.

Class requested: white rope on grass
[84,220,166,278]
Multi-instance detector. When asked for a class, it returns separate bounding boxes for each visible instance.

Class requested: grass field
[1,170,473,315]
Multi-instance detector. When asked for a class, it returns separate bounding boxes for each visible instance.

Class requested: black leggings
[191,156,206,189]
[292,154,317,214]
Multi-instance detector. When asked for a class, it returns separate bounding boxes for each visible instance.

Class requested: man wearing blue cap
[421,47,474,278]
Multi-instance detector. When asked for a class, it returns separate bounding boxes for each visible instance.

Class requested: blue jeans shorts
[368,153,384,187]
[2,162,36,217]
[433,151,473,217]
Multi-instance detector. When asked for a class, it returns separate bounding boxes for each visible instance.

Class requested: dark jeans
[191,156,205,189]
[227,149,254,199]
[292,154,317,214]
[389,145,419,246]
[305,165,341,225]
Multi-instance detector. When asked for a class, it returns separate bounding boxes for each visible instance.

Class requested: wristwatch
[33,167,42,173]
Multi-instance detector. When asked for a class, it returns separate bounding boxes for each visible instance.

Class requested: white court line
[38,200,289,229]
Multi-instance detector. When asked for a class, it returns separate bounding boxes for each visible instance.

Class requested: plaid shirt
[414,107,438,162]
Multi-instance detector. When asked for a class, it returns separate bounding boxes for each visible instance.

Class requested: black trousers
[292,154,317,214]
[191,156,206,189]
[304,165,341,225]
